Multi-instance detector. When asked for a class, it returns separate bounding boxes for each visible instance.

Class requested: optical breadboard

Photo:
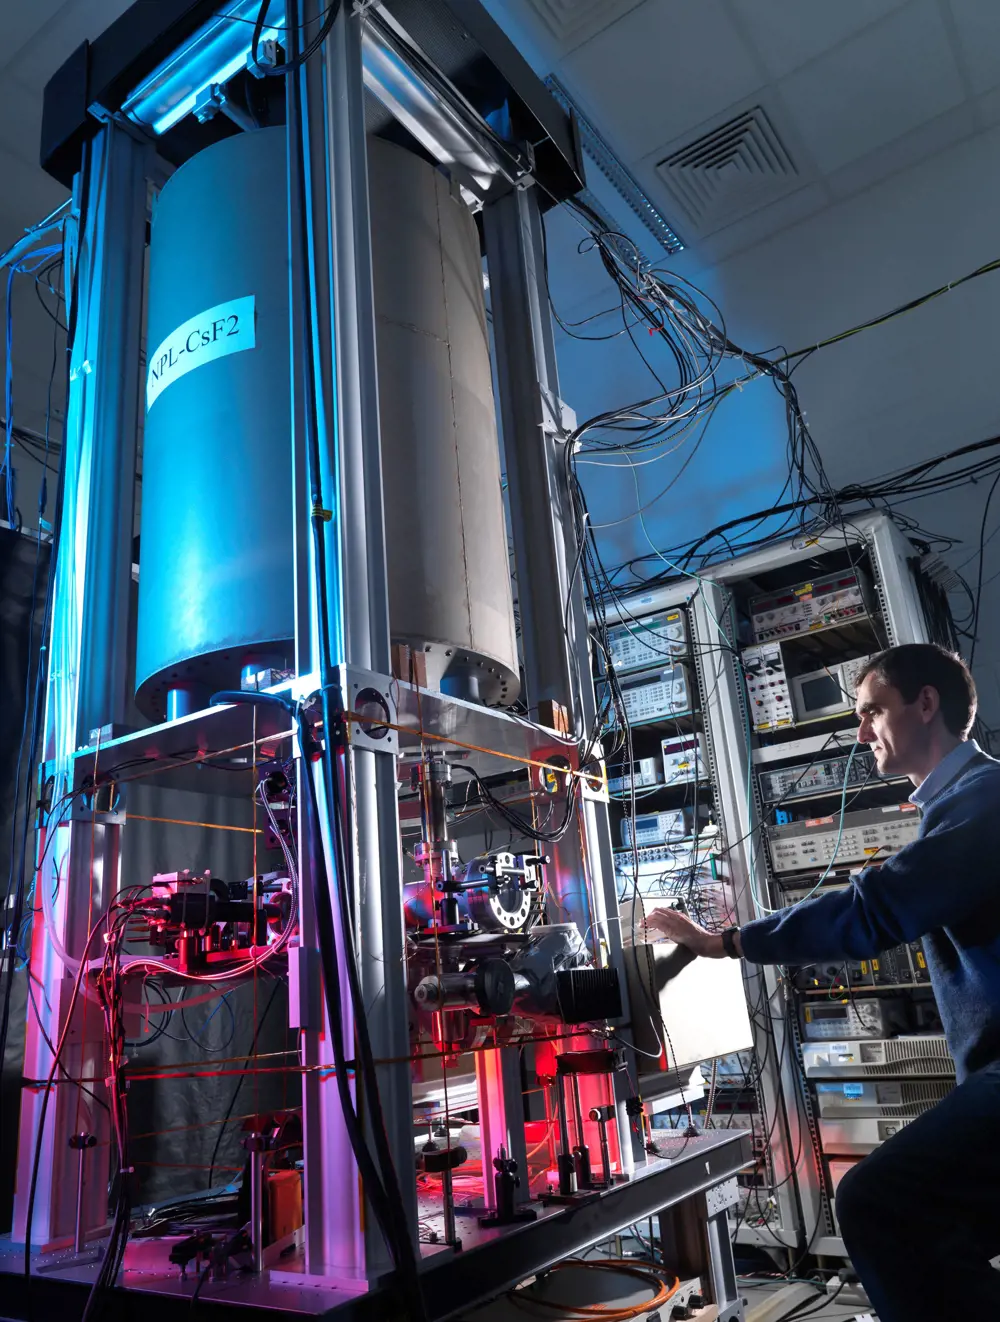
[607,665,690,726]
[759,750,878,803]
[607,758,662,794]
[814,1079,952,1119]
[750,570,870,643]
[766,803,920,874]
[606,609,687,675]
[801,1036,955,1079]
[661,732,707,786]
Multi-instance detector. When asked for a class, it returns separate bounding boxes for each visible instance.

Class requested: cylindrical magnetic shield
[136,127,518,718]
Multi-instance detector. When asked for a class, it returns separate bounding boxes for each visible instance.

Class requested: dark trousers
[836,1059,1000,1321]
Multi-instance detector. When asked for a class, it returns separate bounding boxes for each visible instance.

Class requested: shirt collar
[909,739,981,810]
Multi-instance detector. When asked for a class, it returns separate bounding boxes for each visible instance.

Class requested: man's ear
[918,684,941,725]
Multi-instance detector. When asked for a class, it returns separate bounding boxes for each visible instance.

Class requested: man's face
[854,671,935,779]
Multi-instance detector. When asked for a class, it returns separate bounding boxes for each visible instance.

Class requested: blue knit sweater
[741,751,1000,1081]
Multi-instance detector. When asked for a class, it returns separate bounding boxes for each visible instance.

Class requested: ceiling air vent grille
[655,107,797,233]
[527,0,646,47]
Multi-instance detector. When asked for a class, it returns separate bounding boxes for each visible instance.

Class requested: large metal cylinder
[136,127,518,718]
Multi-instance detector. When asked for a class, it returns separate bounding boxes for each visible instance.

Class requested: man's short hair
[857,643,977,737]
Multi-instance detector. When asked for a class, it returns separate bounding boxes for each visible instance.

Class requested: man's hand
[644,908,732,959]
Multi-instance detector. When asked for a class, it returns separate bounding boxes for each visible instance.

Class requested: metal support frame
[596,513,936,1252]
[592,571,803,1239]
[483,183,633,1173]
[11,0,761,1307]
[482,183,621,970]
[13,118,147,1248]
[285,0,414,1283]
[689,580,815,1251]
[699,519,933,1247]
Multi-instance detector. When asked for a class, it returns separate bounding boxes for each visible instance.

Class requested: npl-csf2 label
[146,295,256,410]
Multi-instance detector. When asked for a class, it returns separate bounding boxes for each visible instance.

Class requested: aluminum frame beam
[13,118,147,1248]
[284,0,415,1283]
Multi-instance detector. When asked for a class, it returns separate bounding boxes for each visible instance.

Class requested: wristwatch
[721,927,741,959]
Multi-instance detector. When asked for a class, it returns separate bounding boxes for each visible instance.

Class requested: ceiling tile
[725,0,910,80]
[777,0,966,173]
[559,0,764,158]
[0,146,68,224]
[0,78,45,170]
[668,180,832,271]
[0,1,73,70]
[946,0,1000,95]
[825,99,978,201]
[10,0,135,92]
[977,85,1000,130]
[523,0,649,53]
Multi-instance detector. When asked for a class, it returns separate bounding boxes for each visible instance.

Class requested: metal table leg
[658,1177,745,1322]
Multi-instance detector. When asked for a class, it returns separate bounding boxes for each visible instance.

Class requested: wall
[551,120,1000,725]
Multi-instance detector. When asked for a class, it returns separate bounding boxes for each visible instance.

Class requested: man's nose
[856,718,871,743]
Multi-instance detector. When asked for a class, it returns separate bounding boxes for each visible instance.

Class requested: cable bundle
[509,1258,680,1320]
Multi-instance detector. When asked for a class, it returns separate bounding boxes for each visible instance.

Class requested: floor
[459,1274,873,1321]
[742,1281,874,1320]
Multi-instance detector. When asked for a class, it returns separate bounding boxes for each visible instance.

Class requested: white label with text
[146,295,256,410]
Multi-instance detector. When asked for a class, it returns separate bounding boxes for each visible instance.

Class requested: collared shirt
[909,738,982,811]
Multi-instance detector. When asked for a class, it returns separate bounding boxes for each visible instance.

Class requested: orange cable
[127,813,264,835]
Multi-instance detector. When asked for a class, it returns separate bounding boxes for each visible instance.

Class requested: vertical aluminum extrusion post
[475,1045,530,1212]
[484,186,633,1174]
[691,581,815,1248]
[482,186,618,956]
[287,0,414,1283]
[13,120,146,1246]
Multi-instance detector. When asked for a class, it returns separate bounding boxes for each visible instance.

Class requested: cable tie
[311,505,333,522]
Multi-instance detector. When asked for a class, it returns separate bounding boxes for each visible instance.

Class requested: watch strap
[721,927,741,959]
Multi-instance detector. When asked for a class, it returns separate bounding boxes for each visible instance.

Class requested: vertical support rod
[484,184,634,1174]
[287,0,358,1278]
[72,1139,89,1256]
[289,0,414,1281]
[13,119,146,1248]
[249,1141,265,1275]
[326,0,415,1275]
[440,1168,457,1249]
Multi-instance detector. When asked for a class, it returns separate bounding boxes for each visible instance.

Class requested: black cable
[252,0,341,76]
[782,1280,846,1319]
[970,468,1000,666]
[451,764,579,844]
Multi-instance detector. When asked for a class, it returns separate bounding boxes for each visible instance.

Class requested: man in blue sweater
[648,643,1000,1322]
